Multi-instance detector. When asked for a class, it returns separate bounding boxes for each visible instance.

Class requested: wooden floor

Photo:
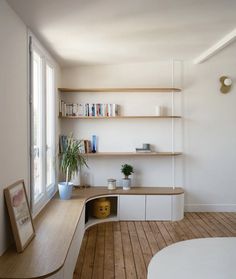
[73,212,236,279]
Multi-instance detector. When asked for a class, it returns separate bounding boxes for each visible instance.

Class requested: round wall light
[220,76,232,94]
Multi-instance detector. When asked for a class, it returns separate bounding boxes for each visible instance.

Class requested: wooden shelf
[59,115,182,119]
[58,87,181,93]
[85,214,118,229]
[85,152,182,157]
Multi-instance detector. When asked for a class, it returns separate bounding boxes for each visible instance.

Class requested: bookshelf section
[58,85,183,188]
[59,115,182,119]
[58,87,181,93]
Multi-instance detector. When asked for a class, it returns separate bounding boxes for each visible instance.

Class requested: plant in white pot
[59,136,88,200]
[121,164,134,190]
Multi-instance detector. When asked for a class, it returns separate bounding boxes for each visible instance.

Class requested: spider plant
[60,136,88,184]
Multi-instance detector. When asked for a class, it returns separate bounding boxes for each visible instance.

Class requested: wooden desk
[0,187,184,279]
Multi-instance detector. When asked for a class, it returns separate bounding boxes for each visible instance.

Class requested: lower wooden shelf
[85,214,118,229]
[86,152,182,157]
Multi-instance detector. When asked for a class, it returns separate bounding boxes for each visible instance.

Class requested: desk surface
[148,237,236,279]
[0,186,184,279]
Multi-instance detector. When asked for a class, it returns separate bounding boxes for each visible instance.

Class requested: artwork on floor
[4,179,35,253]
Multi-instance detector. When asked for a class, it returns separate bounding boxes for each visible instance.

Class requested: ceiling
[7,0,236,66]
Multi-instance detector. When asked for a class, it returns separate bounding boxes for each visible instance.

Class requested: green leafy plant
[121,164,134,179]
[60,136,88,184]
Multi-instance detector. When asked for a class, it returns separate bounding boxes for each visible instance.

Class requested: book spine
[78,104,84,116]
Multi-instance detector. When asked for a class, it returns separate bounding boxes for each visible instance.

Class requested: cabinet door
[146,195,171,220]
[119,195,145,220]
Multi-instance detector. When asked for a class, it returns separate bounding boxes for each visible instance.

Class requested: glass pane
[46,64,55,188]
[32,51,43,200]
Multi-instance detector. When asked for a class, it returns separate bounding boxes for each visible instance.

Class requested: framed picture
[4,180,35,253]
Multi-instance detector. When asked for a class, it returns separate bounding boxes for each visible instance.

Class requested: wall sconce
[219,76,232,94]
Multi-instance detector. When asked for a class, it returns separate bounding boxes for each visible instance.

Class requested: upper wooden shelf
[58,87,181,93]
[59,115,182,119]
[86,152,182,157]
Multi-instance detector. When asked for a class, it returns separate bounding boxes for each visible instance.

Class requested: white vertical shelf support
[171,60,175,190]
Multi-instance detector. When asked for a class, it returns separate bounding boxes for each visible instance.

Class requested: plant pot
[58,182,73,200]
[122,178,131,190]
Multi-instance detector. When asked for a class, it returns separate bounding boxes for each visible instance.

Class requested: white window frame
[28,31,57,216]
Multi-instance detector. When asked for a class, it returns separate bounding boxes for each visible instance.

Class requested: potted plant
[121,164,134,190]
[59,136,88,199]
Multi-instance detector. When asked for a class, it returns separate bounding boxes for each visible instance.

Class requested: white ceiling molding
[194,28,236,64]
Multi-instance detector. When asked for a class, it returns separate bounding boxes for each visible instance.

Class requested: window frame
[28,32,57,216]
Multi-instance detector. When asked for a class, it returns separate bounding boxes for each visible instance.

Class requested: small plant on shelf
[59,135,88,199]
[121,164,134,190]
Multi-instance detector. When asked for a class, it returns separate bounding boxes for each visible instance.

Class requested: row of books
[59,100,120,117]
[59,135,92,154]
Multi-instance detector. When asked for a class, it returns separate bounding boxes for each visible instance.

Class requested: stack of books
[59,100,120,117]
[59,135,92,154]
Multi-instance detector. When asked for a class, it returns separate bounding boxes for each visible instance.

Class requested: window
[29,34,56,214]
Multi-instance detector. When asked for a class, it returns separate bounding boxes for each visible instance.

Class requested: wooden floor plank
[75,213,236,279]
[195,213,225,237]
[128,224,146,279]
[120,221,129,233]
[171,221,190,241]
[92,224,105,279]
[121,232,137,279]
[185,213,211,237]
[114,231,126,279]
[104,222,115,279]
[181,216,203,238]
[212,213,236,234]
[134,222,153,268]
[142,222,160,255]
[113,221,121,232]
[163,222,181,242]
[148,221,166,250]
[202,213,233,237]
[155,222,173,246]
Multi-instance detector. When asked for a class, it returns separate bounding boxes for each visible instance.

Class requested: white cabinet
[119,195,145,220]
[171,193,184,221]
[146,195,172,220]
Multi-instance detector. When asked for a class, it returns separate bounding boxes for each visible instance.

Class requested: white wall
[184,41,236,212]
[0,0,61,255]
[61,44,236,211]
[0,0,28,255]
[61,61,183,188]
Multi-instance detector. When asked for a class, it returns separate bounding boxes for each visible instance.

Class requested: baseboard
[185,204,236,212]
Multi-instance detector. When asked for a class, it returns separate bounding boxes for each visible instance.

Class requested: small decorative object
[92,135,97,153]
[107,178,116,190]
[4,180,35,253]
[93,198,111,219]
[59,135,88,199]
[136,143,152,153]
[155,105,162,116]
[121,164,134,190]
[220,76,232,94]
